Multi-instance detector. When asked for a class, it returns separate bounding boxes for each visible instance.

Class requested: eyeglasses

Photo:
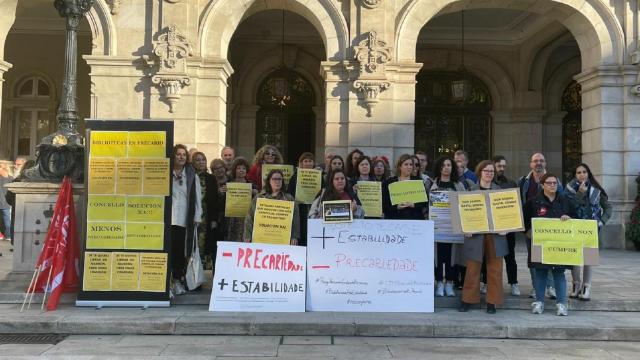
[543,181,557,185]
[271,177,283,181]
[213,166,225,171]
[265,152,276,156]
[482,170,495,173]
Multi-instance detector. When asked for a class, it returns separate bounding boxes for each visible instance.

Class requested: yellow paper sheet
[111,252,140,291]
[142,158,170,196]
[86,222,125,249]
[252,198,295,245]
[125,222,164,250]
[127,131,166,158]
[388,180,428,205]
[116,158,143,195]
[542,241,583,266]
[458,193,490,233]
[295,168,322,204]
[88,158,116,194]
[87,195,126,222]
[126,196,164,222]
[90,131,128,158]
[576,219,599,249]
[488,189,523,232]
[82,252,112,291]
[532,218,574,246]
[139,253,168,292]
[225,182,253,218]
[261,164,294,186]
[356,181,382,218]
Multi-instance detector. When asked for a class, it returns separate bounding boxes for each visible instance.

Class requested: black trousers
[435,242,457,281]
[504,232,518,284]
[171,225,186,280]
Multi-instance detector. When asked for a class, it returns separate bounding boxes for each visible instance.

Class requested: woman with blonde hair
[246,145,283,192]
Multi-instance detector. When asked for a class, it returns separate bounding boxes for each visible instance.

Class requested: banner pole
[20,265,40,312]
[40,263,55,310]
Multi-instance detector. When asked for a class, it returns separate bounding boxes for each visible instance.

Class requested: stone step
[3,304,640,341]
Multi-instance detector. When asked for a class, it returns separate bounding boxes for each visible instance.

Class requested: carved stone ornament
[353,31,392,75]
[149,24,193,112]
[354,80,390,117]
[360,0,383,9]
[106,0,120,14]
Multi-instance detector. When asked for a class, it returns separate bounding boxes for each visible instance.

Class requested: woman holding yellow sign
[524,173,576,316]
[225,157,258,242]
[382,154,427,221]
[458,160,509,314]
[309,169,364,219]
[247,145,283,192]
[566,163,612,301]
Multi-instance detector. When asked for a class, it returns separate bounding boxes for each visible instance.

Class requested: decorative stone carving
[353,31,392,75]
[354,80,390,117]
[149,24,193,112]
[106,0,120,14]
[360,0,383,9]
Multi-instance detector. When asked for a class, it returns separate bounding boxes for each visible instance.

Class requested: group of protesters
[0,157,29,243]
[170,144,611,317]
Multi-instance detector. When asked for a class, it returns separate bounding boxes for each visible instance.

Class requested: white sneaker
[531,301,544,314]
[579,284,591,301]
[435,281,445,297]
[480,282,487,294]
[173,281,186,295]
[529,288,536,299]
[511,284,521,297]
[444,282,455,297]
[569,282,582,299]
[546,287,557,300]
[556,303,568,316]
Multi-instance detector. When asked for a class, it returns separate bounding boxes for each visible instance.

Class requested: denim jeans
[535,267,567,305]
[0,208,11,239]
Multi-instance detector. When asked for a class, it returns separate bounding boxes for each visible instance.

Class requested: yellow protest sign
[139,253,168,292]
[127,131,166,158]
[295,168,322,204]
[116,158,143,195]
[87,195,126,222]
[82,252,112,291]
[252,198,295,245]
[388,180,428,205]
[88,158,116,194]
[458,193,490,233]
[488,189,524,232]
[86,222,125,249]
[532,218,574,246]
[542,241,583,266]
[261,164,294,186]
[357,181,382,218]
[90,131,128,157]
[111,252,140,291]
[126,196,164,222]
[125,222,164,250]
[577,220,599,248]
[142,158,170,196]
[225,182,253,218]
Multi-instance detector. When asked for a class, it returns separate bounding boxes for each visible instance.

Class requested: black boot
[487,303,496,314]
[458,301,471,312]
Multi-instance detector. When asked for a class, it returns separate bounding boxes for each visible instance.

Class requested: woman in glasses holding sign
[244,169,300,245]
[524,173,576,316]
[309,169,364,219]
[565,163,612,301]
[458,160,509,314]
[247,145,283,192]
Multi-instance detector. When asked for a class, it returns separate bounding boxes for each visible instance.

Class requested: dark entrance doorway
[414,71,492,168]
[256,68,315,163]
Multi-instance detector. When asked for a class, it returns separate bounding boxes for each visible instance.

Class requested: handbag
[185,226,205,290]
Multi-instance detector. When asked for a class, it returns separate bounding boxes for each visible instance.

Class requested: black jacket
[382,176,427,220]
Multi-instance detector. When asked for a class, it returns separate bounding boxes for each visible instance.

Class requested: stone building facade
[0,0,639,249]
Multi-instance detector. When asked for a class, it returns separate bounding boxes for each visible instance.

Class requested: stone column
[233,105,259,160]
[312,106,326,164]
[499,109,547,177]
[320,61,350,158]
[386,61,422,161]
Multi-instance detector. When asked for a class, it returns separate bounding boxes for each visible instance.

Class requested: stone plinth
[4,182,85,273]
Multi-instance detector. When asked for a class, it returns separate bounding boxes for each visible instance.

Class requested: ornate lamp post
[22,0,93,182]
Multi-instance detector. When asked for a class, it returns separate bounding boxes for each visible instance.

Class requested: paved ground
[1,335,639,359]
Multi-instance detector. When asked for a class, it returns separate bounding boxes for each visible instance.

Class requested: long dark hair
[263,169,285,195]
[433,156,459,183]
[329,155,345,171]
[346,149,364,178]
[354,155,373,178]
[320,169,354,203]
[573,163,608,198]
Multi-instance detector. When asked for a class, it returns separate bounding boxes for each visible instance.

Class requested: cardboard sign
[388,180,428,205]
[261,164,294,186]
[306,219,434,312]
[252,198,295,245]
[295,168,322,205]
[209,242,306,312]
[450,189,525,234]
[225,182,253,218]
[322,200,353,223]
[356,181,382,218]
[531,218,599,266]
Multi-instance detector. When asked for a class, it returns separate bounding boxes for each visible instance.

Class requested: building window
[13,76,54,158]
[561,80,582,183]
[415,71,492,168]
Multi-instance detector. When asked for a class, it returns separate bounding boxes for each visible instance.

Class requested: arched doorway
[561,80,582,183]
[414,71,492,167]
[256,68,315,163]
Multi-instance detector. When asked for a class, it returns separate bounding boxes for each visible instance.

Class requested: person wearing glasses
[372,157,390,182]
[244,169,300,245]
[171,144,202,296]
[309,169,364,219]
[565,163,612,301]
[247,145,283,192]
[225,157,258,242]
[524,173,575,316]
[518,153,564,299]
[459,160,509,314]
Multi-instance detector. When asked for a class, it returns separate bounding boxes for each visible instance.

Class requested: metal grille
[0,333,67,344]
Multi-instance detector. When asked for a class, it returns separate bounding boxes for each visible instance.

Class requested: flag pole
[20,265,40,312]
[40,263,55,310]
